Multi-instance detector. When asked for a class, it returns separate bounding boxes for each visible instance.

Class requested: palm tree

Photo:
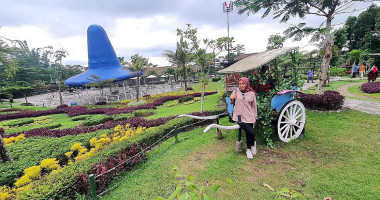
[162,36,190,90]
[123,54,149,101]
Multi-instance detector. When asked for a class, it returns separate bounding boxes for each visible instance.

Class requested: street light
[223,1,233,63]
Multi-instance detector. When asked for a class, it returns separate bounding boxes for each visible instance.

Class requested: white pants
[359,71,364,79]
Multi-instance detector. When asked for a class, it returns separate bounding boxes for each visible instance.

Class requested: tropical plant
[123,54,149,102]
[162,36,191,90]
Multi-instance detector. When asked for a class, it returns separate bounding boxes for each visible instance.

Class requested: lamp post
[223,1,233,63]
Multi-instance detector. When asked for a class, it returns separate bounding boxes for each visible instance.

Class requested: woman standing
[229,77,258,159]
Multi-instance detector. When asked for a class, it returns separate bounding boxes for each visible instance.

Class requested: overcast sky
[1,0,378,66]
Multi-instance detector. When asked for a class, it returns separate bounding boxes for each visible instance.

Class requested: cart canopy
[218,47,298,74]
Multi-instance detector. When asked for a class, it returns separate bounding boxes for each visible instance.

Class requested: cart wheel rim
[277,100,306,143]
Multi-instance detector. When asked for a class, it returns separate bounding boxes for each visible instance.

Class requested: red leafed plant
[76,145,146,194]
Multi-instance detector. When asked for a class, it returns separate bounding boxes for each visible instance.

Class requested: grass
[175,80,224,93]
[302,79,366,94]
[348,85,380,99]
[147,94,220,119]
[103,109,380,199]
[0,101,53,111]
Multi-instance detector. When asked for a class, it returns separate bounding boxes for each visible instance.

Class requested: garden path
[303,79,380,116]
[337,82,380,116]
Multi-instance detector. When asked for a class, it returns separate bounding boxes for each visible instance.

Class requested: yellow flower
[0,186,14,200]
[113,137,120,142]
[79,148,88,155]
[14,176,32,187]
[65,151,73,159]
[24,166,40,180]
[99,134,108,138]
[40,158,60,171]
[68,161,73,165]
[114,125,122,132]
[89,138,97,147]
[71,143,83,152]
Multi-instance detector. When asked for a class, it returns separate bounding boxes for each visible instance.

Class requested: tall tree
[235,0,369,94]
[53,49,69,105]
[162,36,191,89]
[124,54,149,102]
[0,37,19,81]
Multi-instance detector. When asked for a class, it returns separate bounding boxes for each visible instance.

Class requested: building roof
[218,47,298,74]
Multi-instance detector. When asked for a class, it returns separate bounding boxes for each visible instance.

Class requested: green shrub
[113,113,134,121]
[5,118,34,127]
[71,115,89,121]
[83,115,113,126]
[20,103,34,106]
[211,77,221,82]
[178,96,194,103]
[330,67,346,76]
[133,109,155,117]
[127,100,147,107]
[44,123,62,129]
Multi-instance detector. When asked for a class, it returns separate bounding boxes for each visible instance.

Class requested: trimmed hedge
[5,118,34,127]
[360,82,380,94]
[82,115,113,126]
[297,91,345,110]
[56,104,68,109]
[178,96,194,103]
[95,101,107,105]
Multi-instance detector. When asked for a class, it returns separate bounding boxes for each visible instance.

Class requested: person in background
[359,63,366,80]
[352,64,359,78]
[368,65,378,83]
[230,77,258,160]
[307,69,314,83]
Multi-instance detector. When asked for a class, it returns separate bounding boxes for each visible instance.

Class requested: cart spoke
[285,109,290,118]
[284,125,290,138]
[294,113,303,120]
[292,104,298,117]
[293,106,301,118]
[280,124,289,132]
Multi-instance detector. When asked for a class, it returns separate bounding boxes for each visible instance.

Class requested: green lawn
[103,109,380,199]
[147,94,220,119]
[0,102,53,111]
[303,79,366,94]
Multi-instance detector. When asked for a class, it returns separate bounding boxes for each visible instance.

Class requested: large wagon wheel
[277,100,306,143]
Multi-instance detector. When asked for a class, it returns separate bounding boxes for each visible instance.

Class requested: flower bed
[11,107,226,199]
[3,116,175,138]
[0,92,217,121]
[297,91,345,110]
[360,82,380,94]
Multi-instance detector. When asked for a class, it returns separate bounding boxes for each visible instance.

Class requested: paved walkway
[303,78,380,116]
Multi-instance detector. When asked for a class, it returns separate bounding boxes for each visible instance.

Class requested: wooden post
[0,135,12,163]
[216,117,222,140]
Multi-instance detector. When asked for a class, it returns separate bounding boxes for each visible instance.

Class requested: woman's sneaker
[251,142,257,156]
[246,149,253,159]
